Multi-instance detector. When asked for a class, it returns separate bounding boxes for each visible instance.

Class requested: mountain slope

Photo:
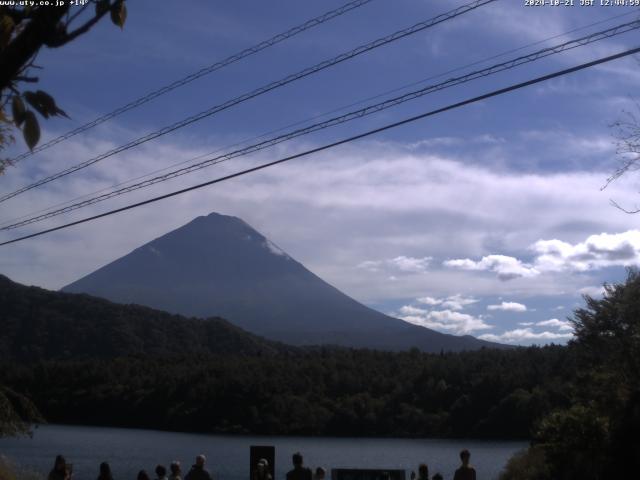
[0,274,283,361]
[63,212,505,352]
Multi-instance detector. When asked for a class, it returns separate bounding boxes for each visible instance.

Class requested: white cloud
[358,255,432,273]
[1,135,638,307]
[518,322,534,326]
[578,285,606,297]
[487,301,527,312]
[536,318,573,331]
[408,134,505,150]
[444,255,539,281]
[441,294,478,311]
[356,260,383,272]
[416,294,477,311]
[444,231,640,282]
[479,328,573,344]
[532,231,640,273]
[399,305,428,316]
[399,309,493,335]
[389,256,432,273]
[417,296,442,306]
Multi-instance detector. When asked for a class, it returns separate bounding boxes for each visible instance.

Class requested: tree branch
[0,6,69,92]
[14,75,39,83]
[45,4,112,48]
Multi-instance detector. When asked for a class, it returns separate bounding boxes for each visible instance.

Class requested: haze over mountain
[63,213,505,352]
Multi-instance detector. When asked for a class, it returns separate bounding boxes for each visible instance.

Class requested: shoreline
[16,422,532,443]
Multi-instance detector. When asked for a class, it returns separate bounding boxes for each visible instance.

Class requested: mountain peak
[62,215,506,352]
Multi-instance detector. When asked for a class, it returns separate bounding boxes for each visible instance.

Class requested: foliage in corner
[0,0,127,174]
[501,269,640,479]
[0,386,43,438]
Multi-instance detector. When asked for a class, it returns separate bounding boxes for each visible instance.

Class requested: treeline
[1,345,572,439]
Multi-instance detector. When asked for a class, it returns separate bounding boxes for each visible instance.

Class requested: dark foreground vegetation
[2,271,640,478]
[500,270,640,479]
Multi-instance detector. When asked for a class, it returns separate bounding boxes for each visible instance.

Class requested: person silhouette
[453,449,476,480]
[137,471,151,480]
[169,462,182,480]
[185,455,212,480]
[155,465,168,480]
[410,463,429,480]
[286,453,312,480]
[98,462,113,480]
[48,455,71,480]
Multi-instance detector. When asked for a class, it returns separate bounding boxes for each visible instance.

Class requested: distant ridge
[0,274,283,361]
[62,212,507,352]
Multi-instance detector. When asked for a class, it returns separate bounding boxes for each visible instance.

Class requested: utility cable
[1,44,638,247]
[3,19,637,231]
[3,7,634,228]
[0,0,497,204]
[5,0,376,165]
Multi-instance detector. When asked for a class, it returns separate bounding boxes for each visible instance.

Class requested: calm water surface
[0,425,526,480]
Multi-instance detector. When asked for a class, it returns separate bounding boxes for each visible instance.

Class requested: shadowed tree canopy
[500,269,640,480]
[0,0,127,173]
[0,386,42,438]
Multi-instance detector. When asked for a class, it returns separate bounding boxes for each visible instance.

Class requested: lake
[0,425,526,480]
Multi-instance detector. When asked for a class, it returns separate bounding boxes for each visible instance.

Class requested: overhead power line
[1,45,638,247]
[4,8,634,230]
[0,0,497,205]
[6,0,376,165]
[3,18,638,231]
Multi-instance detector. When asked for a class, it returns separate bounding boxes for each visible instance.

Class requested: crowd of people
[48,454,208,480]
[409,450,476,480]
[46,449,476,480]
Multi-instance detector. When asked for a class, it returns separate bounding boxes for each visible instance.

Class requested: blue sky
[2,0,640,345]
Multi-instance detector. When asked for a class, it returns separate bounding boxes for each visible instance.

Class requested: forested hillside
[0,274,284,360]
[0,272,573,439]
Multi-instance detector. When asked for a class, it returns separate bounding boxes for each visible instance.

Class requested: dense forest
[2,271,640,478]
[1,346,572,439]
[0,273,570,439]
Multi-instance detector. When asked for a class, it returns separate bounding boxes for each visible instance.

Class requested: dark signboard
[331,468,406,480]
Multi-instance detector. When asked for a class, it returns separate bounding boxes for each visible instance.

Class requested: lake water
[0,425,526,480]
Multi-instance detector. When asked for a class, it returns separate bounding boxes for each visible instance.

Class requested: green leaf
[110,1,127,29]
[11,96,26,127]
[23,91,47,118]
[35,90,68,118]
[24,90,68,119]
[22,111,40,150]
